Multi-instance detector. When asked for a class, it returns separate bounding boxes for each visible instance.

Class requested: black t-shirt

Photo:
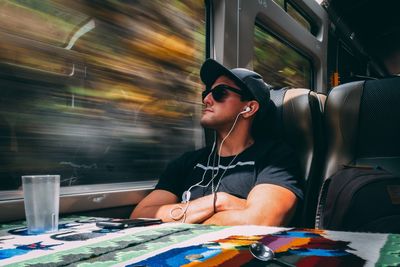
[155,139,303,202]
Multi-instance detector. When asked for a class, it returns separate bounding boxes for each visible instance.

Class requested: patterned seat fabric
[323,76,400,180]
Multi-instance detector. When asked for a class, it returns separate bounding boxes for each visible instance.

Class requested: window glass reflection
[0,0,205,190]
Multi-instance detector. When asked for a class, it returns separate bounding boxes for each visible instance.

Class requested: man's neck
[216,132,254,156]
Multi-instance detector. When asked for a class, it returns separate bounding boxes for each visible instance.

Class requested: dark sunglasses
[202,84,247,102]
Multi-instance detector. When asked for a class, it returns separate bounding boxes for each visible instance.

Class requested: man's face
[200,75,247,130]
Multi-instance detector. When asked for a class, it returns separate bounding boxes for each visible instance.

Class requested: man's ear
[242,101,259,118]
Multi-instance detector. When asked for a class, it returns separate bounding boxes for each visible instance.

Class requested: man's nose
[203,91,213,105]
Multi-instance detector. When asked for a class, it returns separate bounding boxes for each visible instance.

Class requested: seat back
[316,93,327,113]
[323,77,400,180]
[270,88,325,227]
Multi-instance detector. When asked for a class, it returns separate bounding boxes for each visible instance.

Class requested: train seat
[323,76,400,180]
[270,87,325,227]
[316,93,327,113]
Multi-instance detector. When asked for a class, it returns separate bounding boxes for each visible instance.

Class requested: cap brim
[200,59,248,90]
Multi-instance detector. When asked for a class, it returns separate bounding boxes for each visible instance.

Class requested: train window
[253,24,312,89]
[0,41,74,76]
[272,0,315,35]
[327,34,368,90]
[273,0,285,8]
[0,1,205,191]
[286,3,311,32]
[0,1,89,47]
[337,42,366,84]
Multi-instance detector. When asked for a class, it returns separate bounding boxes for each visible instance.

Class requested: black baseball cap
[200,58,271,114]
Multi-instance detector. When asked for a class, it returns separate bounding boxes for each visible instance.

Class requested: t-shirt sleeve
[154,153,187,198]
[155,147,208,198]
[255,142,304,200]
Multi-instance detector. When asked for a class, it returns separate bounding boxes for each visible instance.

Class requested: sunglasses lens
[202,85,243,102]
[211,87,227,102]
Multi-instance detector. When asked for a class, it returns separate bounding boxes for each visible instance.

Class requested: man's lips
[203,108,213,113]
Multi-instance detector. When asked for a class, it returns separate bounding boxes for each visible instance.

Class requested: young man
[131,59,303,226]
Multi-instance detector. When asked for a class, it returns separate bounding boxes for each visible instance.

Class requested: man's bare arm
[203,184,297,226]
[131,189,243,223]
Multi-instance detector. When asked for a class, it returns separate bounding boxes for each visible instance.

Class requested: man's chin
[200,118,216,129]
[200,120,212,129]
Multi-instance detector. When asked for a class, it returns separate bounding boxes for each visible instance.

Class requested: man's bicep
[138,189,179,207]
[246,184,298,226]
[256,142,304,201]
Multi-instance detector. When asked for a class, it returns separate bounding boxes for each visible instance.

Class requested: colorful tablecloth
[1,217,399,266]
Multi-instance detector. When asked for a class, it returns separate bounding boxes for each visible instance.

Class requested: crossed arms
[130,184,298,226]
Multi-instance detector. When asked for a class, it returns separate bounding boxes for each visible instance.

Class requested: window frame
[232,0,328,92]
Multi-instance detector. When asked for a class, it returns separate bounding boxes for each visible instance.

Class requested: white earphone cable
[170,108,246,222]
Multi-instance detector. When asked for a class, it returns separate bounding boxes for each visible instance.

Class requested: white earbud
[182,190,191,203]
[239,106,251,114]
